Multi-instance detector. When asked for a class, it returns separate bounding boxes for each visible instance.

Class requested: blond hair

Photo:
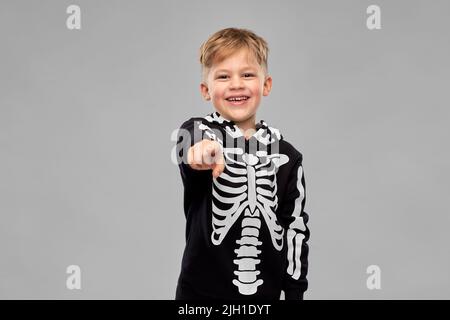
[199,27,269,82]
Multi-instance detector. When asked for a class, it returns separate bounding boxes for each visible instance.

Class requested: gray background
[1,0,449,299]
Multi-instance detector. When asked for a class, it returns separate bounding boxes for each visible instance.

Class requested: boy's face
[200,48,272,129]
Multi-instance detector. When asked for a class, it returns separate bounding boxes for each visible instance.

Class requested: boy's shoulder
[178,116,205,129]
[179,115,207,124]
[279,138,303,163]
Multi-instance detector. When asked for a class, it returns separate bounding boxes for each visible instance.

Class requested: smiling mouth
[226,96,250,105]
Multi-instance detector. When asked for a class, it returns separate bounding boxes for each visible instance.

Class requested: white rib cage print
[198,114,290,295]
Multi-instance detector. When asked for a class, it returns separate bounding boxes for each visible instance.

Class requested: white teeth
[227,96,248,101]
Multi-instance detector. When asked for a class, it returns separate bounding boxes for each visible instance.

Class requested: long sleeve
[279,155,310,300]
[176,118,211,186]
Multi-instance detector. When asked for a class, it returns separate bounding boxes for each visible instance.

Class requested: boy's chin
[218,112,245,123]
[215,108,257,122]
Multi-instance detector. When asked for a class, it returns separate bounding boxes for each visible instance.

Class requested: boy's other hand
[187,139,225,179]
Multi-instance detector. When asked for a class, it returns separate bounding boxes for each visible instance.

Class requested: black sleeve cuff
[284,289,304,300]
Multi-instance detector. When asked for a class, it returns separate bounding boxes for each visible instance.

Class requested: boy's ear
[200,82,211,101]
[263,76,273,96]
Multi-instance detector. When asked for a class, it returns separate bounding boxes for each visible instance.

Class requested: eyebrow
[214,67,257,74]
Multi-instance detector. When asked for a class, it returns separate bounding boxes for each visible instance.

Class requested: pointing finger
[212,162,225,179]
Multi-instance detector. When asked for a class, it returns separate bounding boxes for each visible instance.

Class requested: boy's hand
[187,139,225,179]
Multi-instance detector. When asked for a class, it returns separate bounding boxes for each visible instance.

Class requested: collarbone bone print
[199,113,289,295]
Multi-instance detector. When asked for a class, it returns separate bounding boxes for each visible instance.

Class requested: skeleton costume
[175,111,310,300]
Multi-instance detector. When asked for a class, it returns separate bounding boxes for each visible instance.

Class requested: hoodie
[175,111,310,300]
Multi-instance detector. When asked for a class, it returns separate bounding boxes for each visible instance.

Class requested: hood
[203,111,283,145]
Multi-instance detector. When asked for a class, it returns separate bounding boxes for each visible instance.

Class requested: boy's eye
[217,73,255,79]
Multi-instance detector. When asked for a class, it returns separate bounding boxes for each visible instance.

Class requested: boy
[175,28,310,300]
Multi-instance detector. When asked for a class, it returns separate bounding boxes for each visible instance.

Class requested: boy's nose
[229,76,244,89]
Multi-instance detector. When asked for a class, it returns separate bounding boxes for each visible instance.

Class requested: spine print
[232,161,264,294]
